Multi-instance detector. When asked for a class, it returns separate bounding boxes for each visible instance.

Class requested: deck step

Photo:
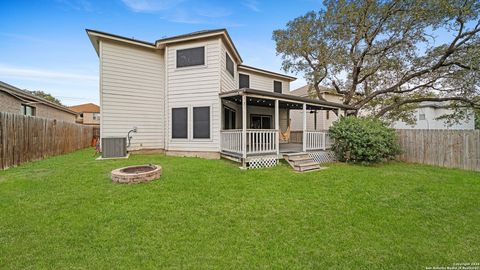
[286,155,310,161]
[293,160,318,167]
[283,152,320,172]
[295,164,321,172]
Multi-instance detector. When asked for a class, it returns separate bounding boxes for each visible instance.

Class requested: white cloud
[243,0,260,12]
[0,65,97,82]
[195,7,232,18]
[120,0,242,26]
[55,0,93,12]
[121,0,185,12]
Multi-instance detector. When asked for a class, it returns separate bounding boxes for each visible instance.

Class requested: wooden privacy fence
[396,129,480,172]
[0,112,94,170]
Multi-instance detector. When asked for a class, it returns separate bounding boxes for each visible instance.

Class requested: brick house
[0,81,77,122]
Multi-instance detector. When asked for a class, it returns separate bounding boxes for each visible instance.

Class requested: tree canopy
[273,0,480,124]
[28,90,63,106]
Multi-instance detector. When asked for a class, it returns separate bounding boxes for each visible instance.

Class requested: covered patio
[219,89,352,168]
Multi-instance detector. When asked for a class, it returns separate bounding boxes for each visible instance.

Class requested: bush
[328,116,401,163]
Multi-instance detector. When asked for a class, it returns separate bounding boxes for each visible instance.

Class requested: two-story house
[69,103,100,127]
[87,29,351,170]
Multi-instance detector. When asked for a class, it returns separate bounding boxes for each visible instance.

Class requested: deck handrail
[305,131,329,150]
[221,129,278,155]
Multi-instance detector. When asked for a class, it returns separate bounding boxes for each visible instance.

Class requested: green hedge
[328,116,401,163]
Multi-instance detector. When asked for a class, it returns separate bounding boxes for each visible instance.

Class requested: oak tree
[273,0,480,123]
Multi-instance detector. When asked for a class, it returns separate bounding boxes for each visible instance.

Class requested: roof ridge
[155,28,226,43]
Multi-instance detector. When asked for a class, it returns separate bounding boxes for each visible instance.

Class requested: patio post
[302,103,307,152]
[275,99,279,157]
[242,95,247,168]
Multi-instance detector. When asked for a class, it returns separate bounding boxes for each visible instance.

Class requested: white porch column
[242,95,247,167]
[275,99,279,157]
[302,103,307,152]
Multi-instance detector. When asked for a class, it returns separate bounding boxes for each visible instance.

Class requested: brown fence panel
[396,129,480,172]
[0,112,94,170]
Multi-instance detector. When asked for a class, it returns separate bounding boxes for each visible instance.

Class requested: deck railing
[221,129,330,156]
[305,131,329,150]
[220,129,243,154]
[221,129,278,156]
[246,129,277,154]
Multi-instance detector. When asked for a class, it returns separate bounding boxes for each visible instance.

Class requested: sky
[0,0,322,106]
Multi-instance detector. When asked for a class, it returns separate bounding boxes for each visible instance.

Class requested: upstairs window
[274,80,282,93]
[226,53,234,77]
[92,113,100,120]
[419,113,426,120]
[176,47,205,68]
[21,104,35,116]
[239,73,250,88]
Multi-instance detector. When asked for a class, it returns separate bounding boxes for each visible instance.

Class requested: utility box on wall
[101,137,127,158]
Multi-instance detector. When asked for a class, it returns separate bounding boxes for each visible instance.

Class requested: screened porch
[219,89,349,166]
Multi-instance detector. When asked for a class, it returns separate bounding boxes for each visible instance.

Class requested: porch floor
[279,143,303,153]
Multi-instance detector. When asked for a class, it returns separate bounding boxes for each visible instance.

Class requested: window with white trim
[172,107,188,139]
[226,53,234,77]
[176,47,205,68]
[274,80,282,93]
[239,73,250,88]
[193,106,210,139]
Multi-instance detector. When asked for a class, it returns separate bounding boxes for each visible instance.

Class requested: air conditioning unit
[102,137,127,158]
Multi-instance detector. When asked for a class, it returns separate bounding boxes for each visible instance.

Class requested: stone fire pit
[111,164,162,184]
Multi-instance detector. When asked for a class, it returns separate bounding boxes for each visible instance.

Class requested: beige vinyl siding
[165,38,221,152]
[100,40,165,150]
[236,69,290,93]
[220,42,236,92]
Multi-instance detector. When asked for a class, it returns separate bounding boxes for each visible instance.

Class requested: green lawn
[0,149,479,269]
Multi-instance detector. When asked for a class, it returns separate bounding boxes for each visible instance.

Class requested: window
[21,104,35,116]
[250,114,271,129]
[172,107,188,139]
[193,106,210,139]
[274,80,282,93]
[239,73,250,88]
[419,113,426,120]
[224,107,236,129]
[226,53,234,77]
[92,113,100,120]
[176,47,205,68]
[326,110,330,120]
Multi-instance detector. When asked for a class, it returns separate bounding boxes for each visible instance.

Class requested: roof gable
[68,103,100,113]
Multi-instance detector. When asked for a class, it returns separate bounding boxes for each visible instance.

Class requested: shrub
[328,116,401,163]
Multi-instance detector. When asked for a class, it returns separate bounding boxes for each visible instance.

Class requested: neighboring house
[393,102,475,130]
[69,103,100,126]
[0,81,77,122]
[87,28,350,168]
[289,85,344,131]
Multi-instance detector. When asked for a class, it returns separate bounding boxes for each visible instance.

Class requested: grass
[0,149,479,269]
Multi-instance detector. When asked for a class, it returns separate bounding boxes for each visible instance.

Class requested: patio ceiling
[220,88,353,111]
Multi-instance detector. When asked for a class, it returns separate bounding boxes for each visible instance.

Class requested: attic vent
[102,137,127,158]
